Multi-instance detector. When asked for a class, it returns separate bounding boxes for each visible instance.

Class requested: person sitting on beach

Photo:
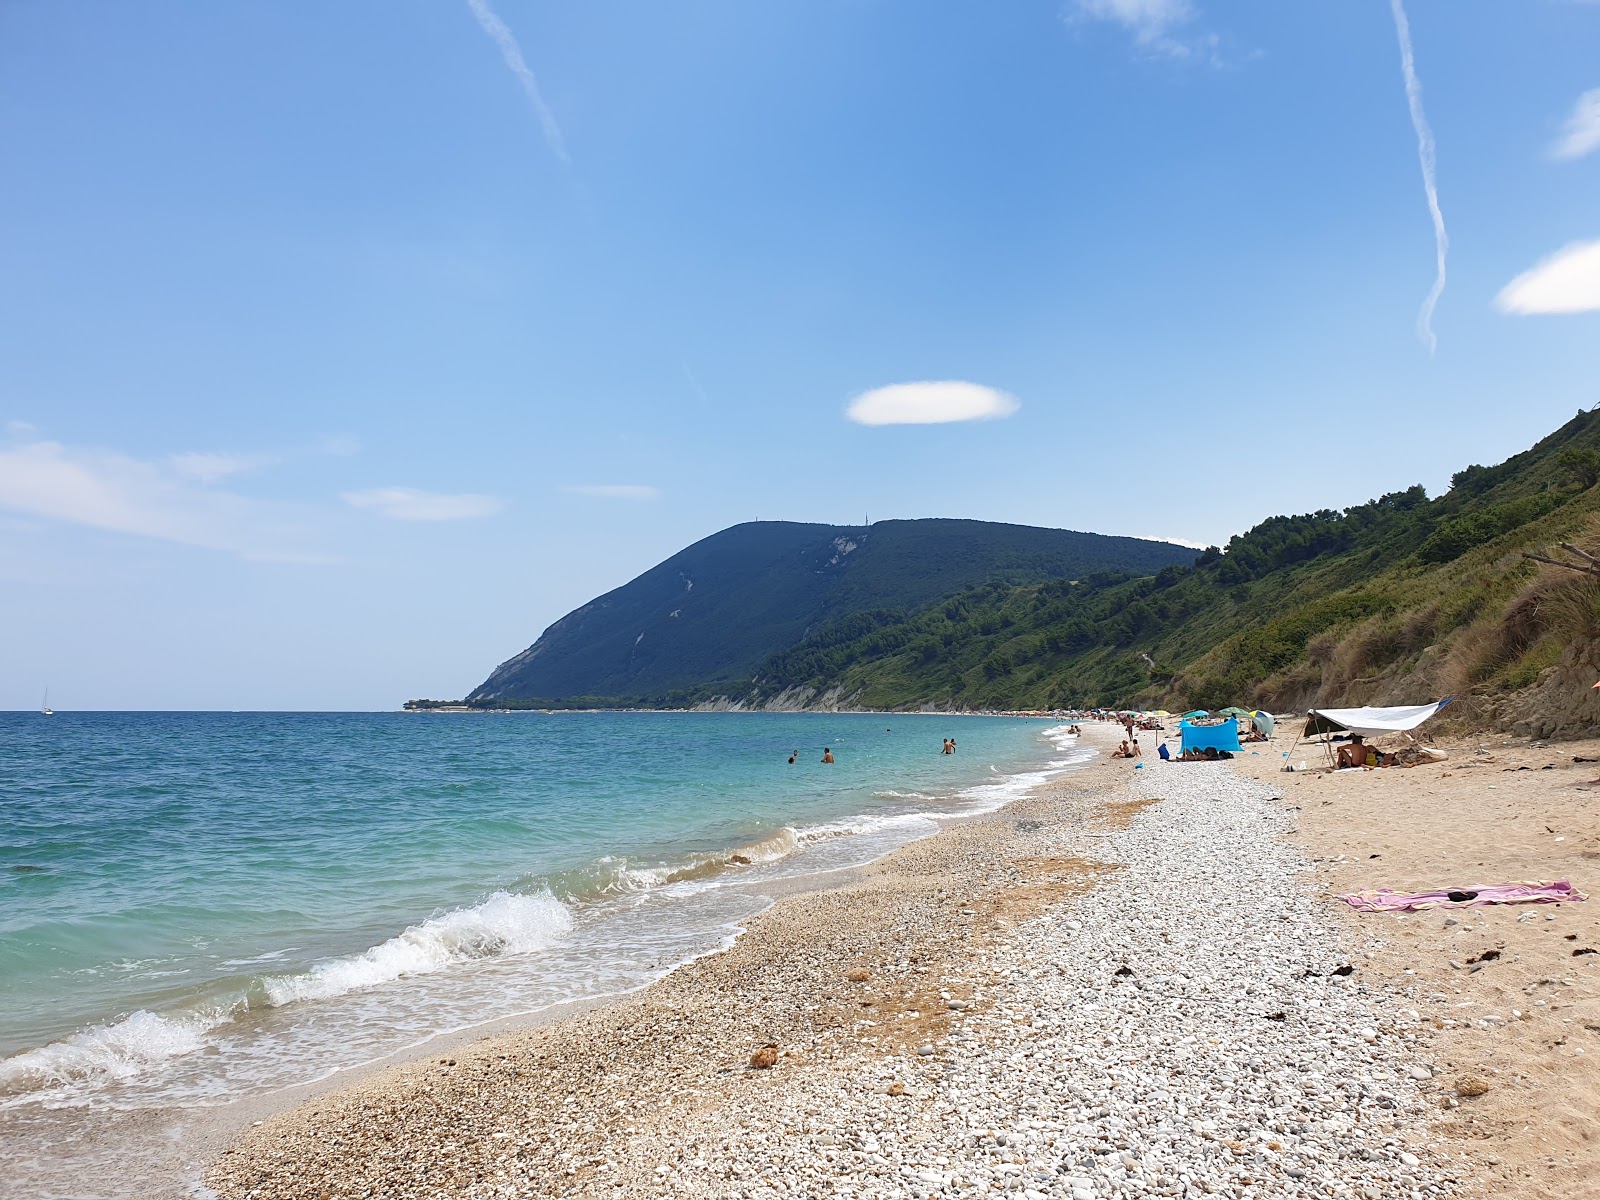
[821,747,835,764]
[1130,738,1141,758]
[1111,740,1133,759]
[1336,736,1369,769]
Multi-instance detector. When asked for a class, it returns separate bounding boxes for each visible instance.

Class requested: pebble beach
[207,723,1600,1200]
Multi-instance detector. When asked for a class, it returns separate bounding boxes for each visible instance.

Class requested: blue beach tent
[1179,719,1242,755]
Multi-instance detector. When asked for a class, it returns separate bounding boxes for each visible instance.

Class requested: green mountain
[466,519,1199,703]
[725,410,1600,737]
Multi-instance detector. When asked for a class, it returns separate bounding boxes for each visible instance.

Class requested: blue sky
[1,0,1597,710]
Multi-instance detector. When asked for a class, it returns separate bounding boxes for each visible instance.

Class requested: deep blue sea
[0,711,1087,1142]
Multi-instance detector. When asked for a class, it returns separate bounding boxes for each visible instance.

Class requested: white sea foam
[946,733,1096,816]
[0,1009,216,1099]
[795,811,936,842]
[261,890,573,1007]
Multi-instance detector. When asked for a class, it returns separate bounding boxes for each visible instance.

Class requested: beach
[1231,730,1600,1198]
[202,719,1599,1200]
[1,712,1084,1198]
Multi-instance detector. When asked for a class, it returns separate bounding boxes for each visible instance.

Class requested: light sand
[1228,724,1600,1199]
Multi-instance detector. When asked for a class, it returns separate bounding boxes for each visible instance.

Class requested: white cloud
[846,381,1020,427]
[560,485,662,501]
[1390,0,1449,354]
[1495,240,1600,315]
[1074,0,1193,42]
[465,0,570,165]
[169,451,274,484]
[1069,0,1227,63]
[0,436,325,560]
[1552,88,1600,161]
[6,420,36,435]
[342,487,506,521]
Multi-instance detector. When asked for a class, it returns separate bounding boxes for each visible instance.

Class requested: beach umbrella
[1218,706,1251,718]
[1181,709,1209,719]
[1151,709,1172,717]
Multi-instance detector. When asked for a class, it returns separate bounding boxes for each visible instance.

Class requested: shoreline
[63,717,1597,1199]
[2,716,1091,1199]
[202,722,1463,1200]
[205,730,1131,1199]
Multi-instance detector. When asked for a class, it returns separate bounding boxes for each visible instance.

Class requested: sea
[0,710,1091,1198]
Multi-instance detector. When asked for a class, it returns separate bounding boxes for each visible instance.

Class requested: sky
[1,0,1597,710]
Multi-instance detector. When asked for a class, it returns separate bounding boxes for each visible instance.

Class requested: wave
[260,890,573,1007]
[2,890,576,1104]
[3,725,1097,1107]
[0,1009,217,1098]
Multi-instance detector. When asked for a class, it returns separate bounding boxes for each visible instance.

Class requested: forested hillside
[700,410,1600,737]
[465,519,1196,703]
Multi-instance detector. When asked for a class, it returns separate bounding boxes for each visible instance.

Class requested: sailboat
[41,689,53,717]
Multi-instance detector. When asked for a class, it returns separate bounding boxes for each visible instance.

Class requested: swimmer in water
[821,747,835,764]
[787,751,797,764]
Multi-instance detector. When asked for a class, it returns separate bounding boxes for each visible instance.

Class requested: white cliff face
[689,685,860,713]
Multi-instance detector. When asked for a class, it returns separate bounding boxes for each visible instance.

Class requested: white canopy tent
[1302,699,1453,739]
[1285,698,1453,770]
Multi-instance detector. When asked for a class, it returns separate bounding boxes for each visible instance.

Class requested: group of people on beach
[1111,738,1141,759]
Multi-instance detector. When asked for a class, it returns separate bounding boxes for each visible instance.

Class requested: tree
[1556,447,1600,490]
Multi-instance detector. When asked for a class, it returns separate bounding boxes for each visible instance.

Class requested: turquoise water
[0,711,1085,1121]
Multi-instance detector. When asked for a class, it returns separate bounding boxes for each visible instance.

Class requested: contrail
[465,0,570,165]
[1390,0,1447,354]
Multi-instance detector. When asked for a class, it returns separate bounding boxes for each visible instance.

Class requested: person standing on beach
[821,747,835,764]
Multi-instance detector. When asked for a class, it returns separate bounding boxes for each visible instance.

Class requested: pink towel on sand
[1339,881,1586,912]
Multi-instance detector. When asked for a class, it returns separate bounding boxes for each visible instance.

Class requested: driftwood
[1523,542,1600,577]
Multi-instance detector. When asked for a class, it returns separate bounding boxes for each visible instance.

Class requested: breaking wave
[0,1009,216,1098]
[261,890,574,1007]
